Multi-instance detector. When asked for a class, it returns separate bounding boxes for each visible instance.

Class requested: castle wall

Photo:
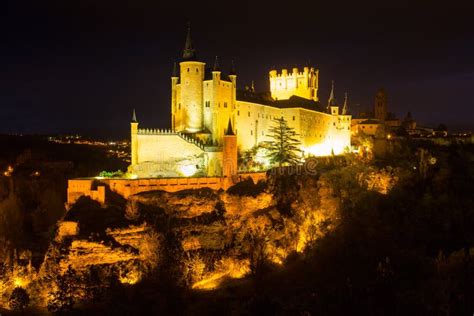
[133,133,207,177]
[234,101,351,156]
[67,179,106,206]
[66,172,267,206]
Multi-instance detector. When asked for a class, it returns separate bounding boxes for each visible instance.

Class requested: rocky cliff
[1,163,402,311]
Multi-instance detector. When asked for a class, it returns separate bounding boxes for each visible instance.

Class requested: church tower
[176,23,205,132]
[374,88,387,121]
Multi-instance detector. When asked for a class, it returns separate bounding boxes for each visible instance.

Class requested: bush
[9,287,30,311]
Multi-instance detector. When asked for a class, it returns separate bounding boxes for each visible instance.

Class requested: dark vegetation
[1,135,474,315]
[61,140,473,315]
[0,135,127,266]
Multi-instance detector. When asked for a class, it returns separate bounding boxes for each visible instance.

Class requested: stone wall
[66,172,266,206]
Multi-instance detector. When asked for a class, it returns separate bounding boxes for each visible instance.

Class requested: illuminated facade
[129,26,351,178]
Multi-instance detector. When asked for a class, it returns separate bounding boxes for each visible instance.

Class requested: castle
[129,26,351,178]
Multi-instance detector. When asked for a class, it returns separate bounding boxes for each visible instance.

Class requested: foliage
[47,266,77,313]
[99,170,124,178]
[8,287,30,311]
[265,117,302,167]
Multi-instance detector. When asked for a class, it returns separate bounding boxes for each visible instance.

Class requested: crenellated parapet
[137,128,212,150]
[269,66,319,101]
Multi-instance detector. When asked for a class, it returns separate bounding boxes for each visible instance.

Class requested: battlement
[269,66,319,101]
[136,128,214,151]
[269,67,316,78]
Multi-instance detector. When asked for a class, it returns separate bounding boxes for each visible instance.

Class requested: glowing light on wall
[302,137,348,157]
[179,164,197,177]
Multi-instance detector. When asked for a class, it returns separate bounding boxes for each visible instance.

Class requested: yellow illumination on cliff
[119,270,141,285]
[14,277,25,288]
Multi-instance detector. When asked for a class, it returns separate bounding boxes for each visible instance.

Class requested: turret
[223,119,237,178]
[131,109,139,166]
[212,56,221,80]
[342,92,348,115]
[328,80,339,115]
[171,62,179,130]
[179,23,205,132]
[228,60,237,111]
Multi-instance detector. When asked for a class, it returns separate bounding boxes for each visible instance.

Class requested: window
[248,112,250,117]
[205,101,210,108]
[187,68,190,72]
[251,130,253,135]
[224,102,227,108]
[178,103,181,110]
[293,116,295,121]
[196,68,198,73]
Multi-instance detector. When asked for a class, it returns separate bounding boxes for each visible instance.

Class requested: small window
[187,68,190,72]
[248,112,250,117]
[224,102,227,108]
[251,130,253,135]
[178,103,181,110]
[196,68,198,73]
[237,111,240,116]
[293,116,295,121]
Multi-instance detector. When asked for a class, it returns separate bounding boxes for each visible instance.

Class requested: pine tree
[265,117,302,166]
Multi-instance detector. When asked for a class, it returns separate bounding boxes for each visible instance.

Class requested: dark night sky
[2,1,474,139]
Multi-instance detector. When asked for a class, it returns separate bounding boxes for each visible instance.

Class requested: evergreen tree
[265,117,302,166]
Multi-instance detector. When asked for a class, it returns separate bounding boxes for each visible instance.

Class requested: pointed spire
[172,62,178,77]
[131,108,137,123]
[342,92,348,115]
[229,59,236,75]
[225,118,235,135]
[213,56,220,71]
[328,80,337,107]
[182,22,196,61]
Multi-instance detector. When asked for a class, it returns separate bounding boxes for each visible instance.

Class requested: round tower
[179,24,205,132]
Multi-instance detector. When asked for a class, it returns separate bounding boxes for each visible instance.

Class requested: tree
[265,117,302,167]
[47,265,77,313]
[9,287,30,311]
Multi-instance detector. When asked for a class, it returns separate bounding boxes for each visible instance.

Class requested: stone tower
[269,66,319,101]
[223,119,237,178]
[130,109,138,166]
[374,88,387,121]
[177,24,205,132]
